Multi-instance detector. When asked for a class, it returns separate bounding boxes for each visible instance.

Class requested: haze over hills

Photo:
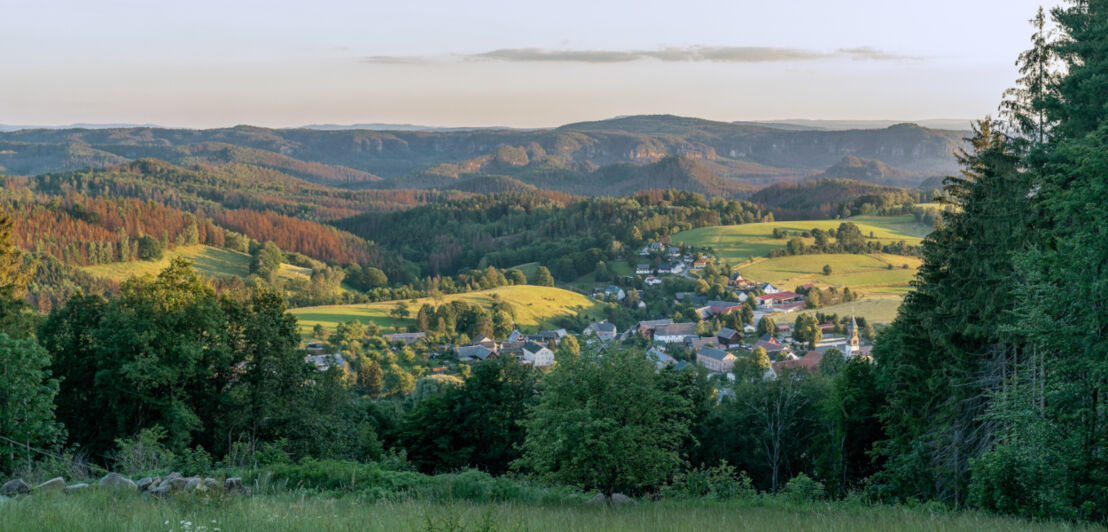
[0,114,966,197]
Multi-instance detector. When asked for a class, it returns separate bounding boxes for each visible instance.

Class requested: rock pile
[0,473,251,498]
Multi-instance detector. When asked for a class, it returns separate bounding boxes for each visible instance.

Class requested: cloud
[362,45,919,65]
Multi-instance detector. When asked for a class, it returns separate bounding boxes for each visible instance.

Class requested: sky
[0,0,1060,128]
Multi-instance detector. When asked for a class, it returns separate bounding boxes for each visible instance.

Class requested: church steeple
[847,311,860,355]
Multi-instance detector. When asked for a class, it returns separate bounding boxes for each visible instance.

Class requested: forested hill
[0,115,966,195]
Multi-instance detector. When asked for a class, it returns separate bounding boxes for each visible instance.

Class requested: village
[304,240,874,385]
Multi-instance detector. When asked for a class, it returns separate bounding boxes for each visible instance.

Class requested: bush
[112,426,175,475]
[662,461,756,500]
[136,236,163,261]
[175,446,212,475]
[781,473,825,503]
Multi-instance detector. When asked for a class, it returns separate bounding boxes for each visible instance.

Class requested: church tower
[846,312,860,356]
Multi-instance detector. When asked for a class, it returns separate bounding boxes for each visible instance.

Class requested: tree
[506,269,527,285]
[0,334,63,472]
[515,347,692,498]
[533,266,554,287]
[250,242,283,282]
[136,235,164,261]
[364,267,388,288]
[389,302,410,319]
[818,348,845,376]
[312,324,326,339]
[756,316,776,337]
[752,346,770,371]
[557,335,580,357]
[1000,6,1058,144]
[822,264,832,276]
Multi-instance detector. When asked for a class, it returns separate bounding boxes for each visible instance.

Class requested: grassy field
[673,215,930,264]
[290,285,604,336]
[81,244,312,284]
[771,294,907,326]
[0,490,1093,532]
[738,254,922,296]
[82,245,253,282]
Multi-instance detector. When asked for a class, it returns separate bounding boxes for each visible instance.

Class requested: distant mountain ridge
[0,114,965,197]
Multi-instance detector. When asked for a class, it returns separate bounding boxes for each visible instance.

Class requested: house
[305,353,346,370]
[684,336,716,351]
[383,332,427,345]
[754,338,786,356]
[506,330,524,343]
[603,285,626,301]
[776,324,793,336]
[693,306,713,320]
[716,327,742,346]
[646,347,677,370]
[760,282,781,294]
[305,342,325,354]
[674,292,708,306]
[773,350,824,374]
[654,322,697,343]
[522,341,555,367]
[645,275,663,286]
[499,341,526,356]
[757,291,803,309]
[457,345,496,363]
[697,347,737,373]
[650,242,665,252]
[667,247,682,258]
[529,329,568,346]
[636,264,653,275]
[777,301,807,313]
[637,319,673,338]
[692,256,710,270]
[471,334,498,351]
[707,300,744,316]
[583,320,618,341]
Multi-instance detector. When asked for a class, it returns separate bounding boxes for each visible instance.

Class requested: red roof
[759,291,801,301]
[775,351,823,372]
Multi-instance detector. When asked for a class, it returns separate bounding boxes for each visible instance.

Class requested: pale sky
[1,0,1060,128]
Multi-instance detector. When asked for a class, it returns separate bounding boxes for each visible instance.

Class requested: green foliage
[663,460,756,500]
[781,473,826,503]
[532,266,554,287]
[135,235,164,261]
[112,426,176,475]
[515,347,693,496]
[0,333,63,472]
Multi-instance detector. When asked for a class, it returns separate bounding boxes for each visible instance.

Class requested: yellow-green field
[772,294,907,325]
[81,244,312,284]
[81,245,253,282]
[673,215,930,264]
[290,285,604,336]
[739,254,922,296]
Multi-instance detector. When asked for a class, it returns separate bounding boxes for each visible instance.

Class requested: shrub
[781,473,825,503]
[175,446,212,475]
[112,426,175,475]
[662,461,756,500]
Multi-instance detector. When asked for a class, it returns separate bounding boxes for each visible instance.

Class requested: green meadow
[289,285,604,336]
[0,489,1093,532]
[81,244,313,284]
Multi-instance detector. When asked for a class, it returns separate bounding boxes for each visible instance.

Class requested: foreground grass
[0,490,1096,532]
[290,285,605,336]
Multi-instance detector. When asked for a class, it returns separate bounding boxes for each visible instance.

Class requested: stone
[98,472,137,490]
[34,477,66,493]
[610,493,637,505]
[587,493,637,505]
[165,472,182,481]
[165,477,188,491]
[150,483,173,497]
[224,477,249,496]
[185,477,202,492]
[65,483,90,492]
[136,477,156,491]
[0,479,30,497]
[203,478,220,491]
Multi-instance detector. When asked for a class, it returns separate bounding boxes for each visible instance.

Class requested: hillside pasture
[673,215,929,264]
[738,254,922,296]
[81,244,312,285]
[290,285,604,336]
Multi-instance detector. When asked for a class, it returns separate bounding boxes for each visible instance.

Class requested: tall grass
[0,490,1098,532]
